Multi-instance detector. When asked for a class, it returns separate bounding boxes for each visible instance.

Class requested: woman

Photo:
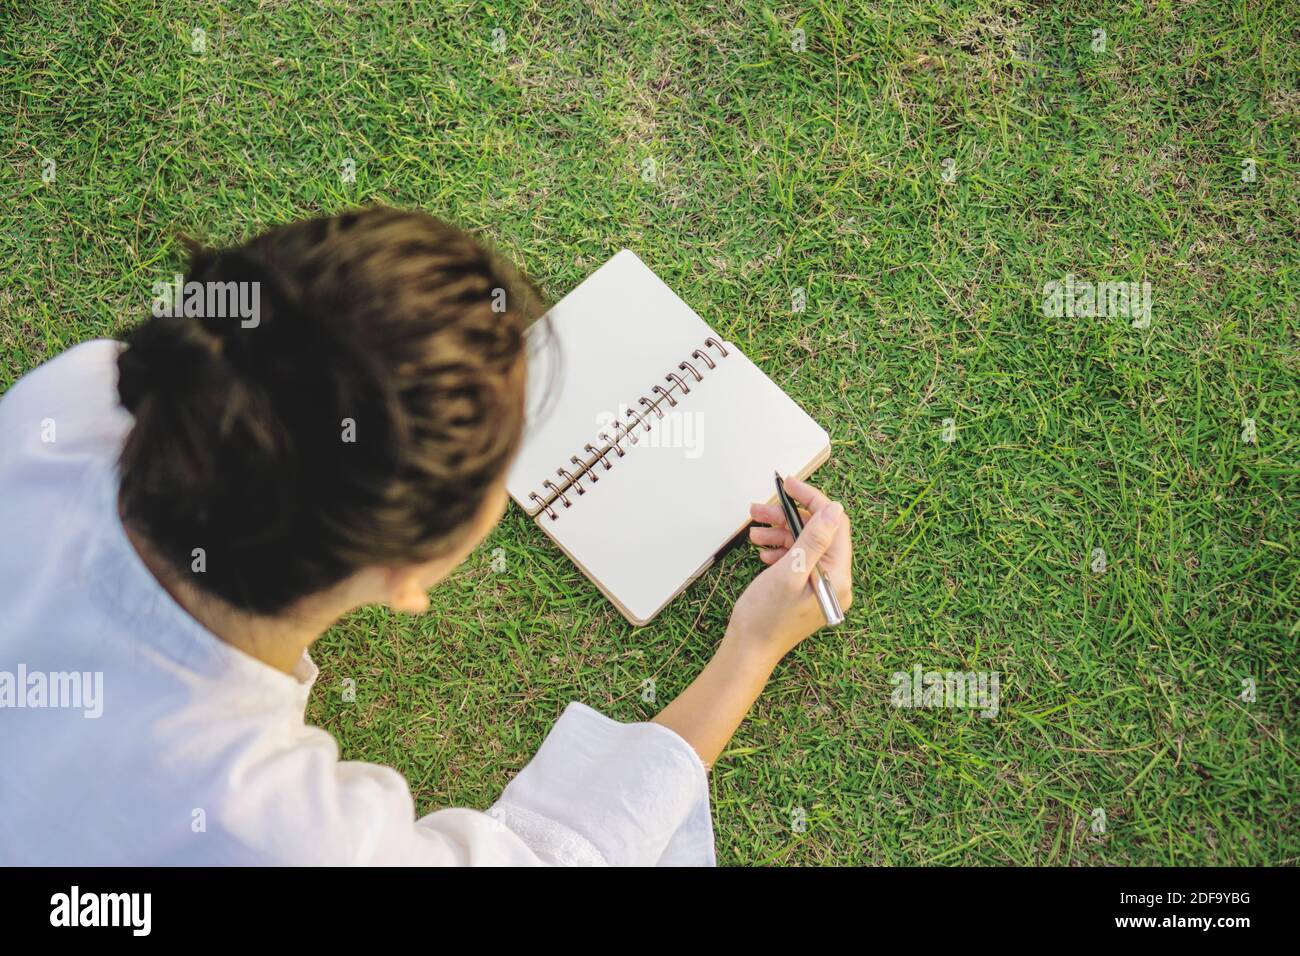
[0,207,851,865]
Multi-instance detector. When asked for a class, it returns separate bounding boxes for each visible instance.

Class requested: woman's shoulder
[0,338,131,462]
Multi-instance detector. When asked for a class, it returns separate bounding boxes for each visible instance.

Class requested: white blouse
[0,341,715,866]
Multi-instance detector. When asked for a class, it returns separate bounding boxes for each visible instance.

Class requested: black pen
[774,472,845,627]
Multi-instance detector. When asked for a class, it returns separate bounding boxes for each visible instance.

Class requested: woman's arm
[648,628,782,769]
[652,477,852,767]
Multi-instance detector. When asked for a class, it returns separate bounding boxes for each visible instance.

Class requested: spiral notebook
[507,250,831,625]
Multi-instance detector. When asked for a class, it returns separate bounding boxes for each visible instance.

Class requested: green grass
[2,0,1296,865]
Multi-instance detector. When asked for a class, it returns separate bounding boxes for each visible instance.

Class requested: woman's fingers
[749,501,811,529]
[783,475,832,514]
[749,499,807,564]
[749,525,795,549]
[748,509,791,563]
[751,479,848,575]
[754,479,851,578]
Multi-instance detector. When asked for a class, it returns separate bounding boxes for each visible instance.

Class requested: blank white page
[538,346,829,625]
[507,250,716,510]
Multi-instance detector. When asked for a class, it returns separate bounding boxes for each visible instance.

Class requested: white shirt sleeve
[483,702,716,866]
[220,703,714,867]
[304,702,715,866]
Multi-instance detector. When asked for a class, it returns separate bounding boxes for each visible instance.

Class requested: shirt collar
[81,458,319,706]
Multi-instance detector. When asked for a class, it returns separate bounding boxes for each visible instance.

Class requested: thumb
[778,502,843,577]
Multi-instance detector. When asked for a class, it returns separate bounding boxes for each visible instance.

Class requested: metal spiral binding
[527,336,730,520]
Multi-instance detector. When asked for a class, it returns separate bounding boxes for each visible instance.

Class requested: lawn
[1,0,1296,865]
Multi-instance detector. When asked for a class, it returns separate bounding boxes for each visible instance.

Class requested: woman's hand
[651,478,851,767]
[728,477,853,665]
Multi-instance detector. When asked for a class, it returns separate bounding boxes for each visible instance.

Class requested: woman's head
[117,207,544,617]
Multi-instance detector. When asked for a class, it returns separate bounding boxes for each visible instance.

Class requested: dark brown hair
[117,207,544,615]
